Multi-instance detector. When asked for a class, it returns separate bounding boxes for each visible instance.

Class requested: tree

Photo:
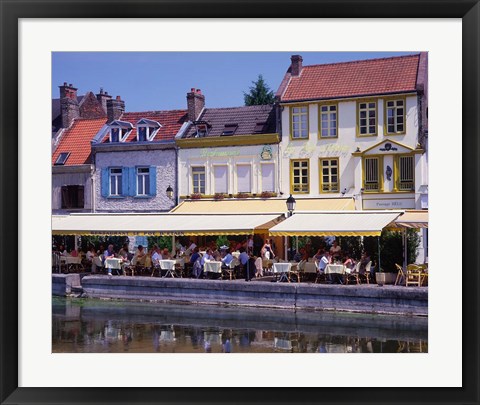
[243,74,275,106]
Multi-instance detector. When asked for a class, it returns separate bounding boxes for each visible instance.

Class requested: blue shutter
[129,167,137,196]
[121,167,129,197]
[149,166,157,196]
[101,168,109,197]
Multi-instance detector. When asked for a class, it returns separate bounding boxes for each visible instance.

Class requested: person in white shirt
[316,252,331,273]
[221,249,234,268]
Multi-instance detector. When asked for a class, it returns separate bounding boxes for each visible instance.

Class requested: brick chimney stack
[106,95,125,123]
[290,55,303,77]
[59,82,80,128]
[96,88,112,113]
[187,88,205,121]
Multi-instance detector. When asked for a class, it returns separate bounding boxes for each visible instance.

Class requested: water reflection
[52,297,428,353]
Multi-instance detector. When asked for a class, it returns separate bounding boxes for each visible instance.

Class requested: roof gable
[281,54,420,102]
[357,139,416,156]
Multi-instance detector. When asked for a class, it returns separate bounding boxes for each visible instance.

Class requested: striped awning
[269,211,403,237]
[52,213,284,236]
[391,210,429,228]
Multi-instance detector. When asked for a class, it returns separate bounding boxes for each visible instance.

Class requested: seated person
[238,248,249,267]
[201,249,214,266]
[151,246,162,266]
[358,252,371,274]
[132,245,147,267]
[161,248,171,260]
[316,251,331,273]
[85,246,97,273]
[329,240,342,260]
[103,244,117,276]
[343,254,355,271]
[221,249,234,268]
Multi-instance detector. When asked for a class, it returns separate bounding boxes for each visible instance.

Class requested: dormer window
[222,124,238,136]
[109,120,133,143]
[254,122,267,133]
[54,152,70,165]
[136,119,161,142]
[194,122,209,138]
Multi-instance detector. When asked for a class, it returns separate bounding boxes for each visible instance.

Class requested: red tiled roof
[101,110,188,143]
[281,54,420,102]
[52,118,106,166]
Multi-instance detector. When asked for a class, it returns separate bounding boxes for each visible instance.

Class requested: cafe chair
[346,262,362,285]
[395,264,406,286]
[303,262,317,282]
[405,264,423,287]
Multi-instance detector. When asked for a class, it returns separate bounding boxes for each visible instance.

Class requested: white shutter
[261,164,274,192]
[214,165,228,193]
[236,165,251,193]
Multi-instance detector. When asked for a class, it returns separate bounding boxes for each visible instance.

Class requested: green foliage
[215,235,229,249]
[339,237,363,260]
[243,74,275,106]
[147,236,172,251]
[365,229,421,272]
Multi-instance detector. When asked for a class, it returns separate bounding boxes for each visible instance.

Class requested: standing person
[245,253,256,282]
[261,239,275,260]
[247,235,254,255]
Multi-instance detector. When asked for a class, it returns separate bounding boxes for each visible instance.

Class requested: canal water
[52,297,428,353]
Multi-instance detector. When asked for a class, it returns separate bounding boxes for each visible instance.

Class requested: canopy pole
[377,236,381,272]
[403,228,407,270]
[172,235,176,256]
[284,236,288,261]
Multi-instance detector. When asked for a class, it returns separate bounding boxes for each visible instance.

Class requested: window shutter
[149,166,157,196]
[101,168,109,197]
[261,164,274,192]
[128,167,136,196]
[237,165,251,193]
[214,166,228,194]
[121,167,129,197]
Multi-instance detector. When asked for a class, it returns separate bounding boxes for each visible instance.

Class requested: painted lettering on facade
[200,149,241,157]
[283,143,350,158]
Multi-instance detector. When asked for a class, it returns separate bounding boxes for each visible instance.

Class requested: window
[261,164,275,192]
[236,165,251,193]
[319,104,337,138]
[320,158,339,193]
[254,122,267,133]
[54,152,70,165]
[109,168,123,196]
[395,155,414,191]
[192,167,205,194]
[222,124,238,136]
[291,106,308,139]
[214,165,228,194]
[195,123,208,138]
[137,126,158,141]
[358,101,377,136]
[363,157,382,191]
[385,99,405,134]
[110,127,130,142]
[136,167,150,196]
[61,185,84,209]
[291,159,309,193]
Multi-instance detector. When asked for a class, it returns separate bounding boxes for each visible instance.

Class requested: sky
[52,51,418,112]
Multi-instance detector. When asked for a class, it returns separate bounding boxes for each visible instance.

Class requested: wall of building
[279,95,427,208]
[94,149,176,212]
[178,144,279,198]
[52,169,93,214]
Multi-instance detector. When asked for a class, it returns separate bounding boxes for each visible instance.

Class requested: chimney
[290,55,303,77]
[59,82,79,128]
[187,88,205,121]
[106,95,125,123]
[96,88,112,113]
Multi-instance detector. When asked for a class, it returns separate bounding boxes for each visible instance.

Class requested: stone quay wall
[66,276,428,316]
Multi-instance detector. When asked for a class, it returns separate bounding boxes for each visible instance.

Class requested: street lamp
[166,185,174,200]
[286,194,296,216]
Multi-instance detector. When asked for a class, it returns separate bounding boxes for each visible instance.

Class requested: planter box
[375,272,397,285]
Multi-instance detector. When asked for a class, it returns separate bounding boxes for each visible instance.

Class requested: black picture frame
[1,1,478,404]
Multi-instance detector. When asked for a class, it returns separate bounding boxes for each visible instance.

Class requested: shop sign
[260,145,273,160]
[363,198,415,210]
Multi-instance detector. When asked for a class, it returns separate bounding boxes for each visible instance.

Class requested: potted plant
[236,192,250,199]
[214,193,226,200]
[190,193,202,200]
[260,191,276,198]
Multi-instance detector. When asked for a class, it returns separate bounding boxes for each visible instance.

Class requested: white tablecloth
[204,261,222,273]
[273,263,292,274]
[62,256,81,265]
[105,258,123,270]
[325,264,345,274]
[159,260,176,270]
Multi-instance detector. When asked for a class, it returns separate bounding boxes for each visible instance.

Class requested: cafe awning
[170,197,355,214]
[52,213,284,236]
[269,211,403,237]
[391,210,428,229]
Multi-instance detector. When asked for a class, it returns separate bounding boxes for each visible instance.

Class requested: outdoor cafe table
[273,262,291,282]
[105,258,123,274]
[204,261,222,276]
[325,264,345,284]
[159,259,177,278]
[61,256,82,272]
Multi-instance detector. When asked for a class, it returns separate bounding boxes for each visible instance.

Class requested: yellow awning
[170,197,355,214]
[390,210,428,229]
[52,213,284,236]
[269,211,402,237]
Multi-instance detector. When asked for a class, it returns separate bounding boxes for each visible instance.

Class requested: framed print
[1,0,479,404]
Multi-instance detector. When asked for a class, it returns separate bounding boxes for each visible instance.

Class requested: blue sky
[52,52,418,111]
